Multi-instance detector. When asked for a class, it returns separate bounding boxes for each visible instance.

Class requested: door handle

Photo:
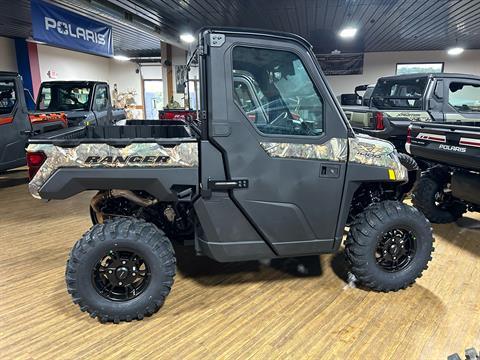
[319,164,340,178]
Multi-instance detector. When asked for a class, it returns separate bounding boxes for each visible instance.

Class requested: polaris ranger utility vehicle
[27,28,434,323]
[36,81,126,127]
[0,72,66,172]
[343,73,480,152]
[407,121,480,223]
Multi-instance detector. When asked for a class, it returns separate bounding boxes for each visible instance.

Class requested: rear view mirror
[434,80,444,99]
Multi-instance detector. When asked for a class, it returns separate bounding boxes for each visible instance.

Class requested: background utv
[27,28,434,323]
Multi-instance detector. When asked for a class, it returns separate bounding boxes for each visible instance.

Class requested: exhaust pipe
[90,190,158,223]
[110,189,158,207]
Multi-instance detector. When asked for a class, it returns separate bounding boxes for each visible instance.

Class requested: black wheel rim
[92,249,150,301]
[375,228,416,272]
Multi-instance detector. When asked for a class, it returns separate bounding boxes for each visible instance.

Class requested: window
[449,82,480,113]
[371,76,427,110]
[232,46,324,136]
[396,63,443,75]
[0,80,17,115]
[93,85,108,112]
[233,77,267,124]
[38,84,92,111]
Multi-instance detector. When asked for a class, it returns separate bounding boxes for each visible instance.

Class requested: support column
[161,41,173,107]
[14,39,41,109]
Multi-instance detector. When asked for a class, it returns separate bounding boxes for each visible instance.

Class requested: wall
[326,49,480,95]
[0,36,18,72]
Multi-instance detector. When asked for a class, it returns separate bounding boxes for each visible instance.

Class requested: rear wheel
[412,175,466,223]
[66,218,176,323]
[345,201,434,291]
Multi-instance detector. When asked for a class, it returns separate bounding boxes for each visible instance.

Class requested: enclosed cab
[26,28,434,323]
[343,73,480,151]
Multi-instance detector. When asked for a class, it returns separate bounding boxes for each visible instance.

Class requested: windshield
[371,77,428,110]
[37,83,92,111]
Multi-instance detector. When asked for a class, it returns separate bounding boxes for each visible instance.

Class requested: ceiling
[1,0,480,56]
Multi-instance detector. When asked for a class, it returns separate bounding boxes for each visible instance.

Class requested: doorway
[143,80,163,119]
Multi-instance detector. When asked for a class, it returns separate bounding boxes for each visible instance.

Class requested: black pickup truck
[26,28,434,323]
[407,121,480,223]
[343,73,480,153]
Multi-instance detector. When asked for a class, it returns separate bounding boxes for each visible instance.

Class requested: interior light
[180,33,195,43]
[447,47,464,55]
[113,55,130,61]
[339,27,357,38]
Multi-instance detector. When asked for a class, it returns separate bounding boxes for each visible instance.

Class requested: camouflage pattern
[260,138,348,162]
[349,134,407,181]
[27,142,198,198]
[260,135,406,181]
[383,111,432,122]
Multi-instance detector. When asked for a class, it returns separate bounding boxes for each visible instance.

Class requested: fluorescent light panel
[339,27,357,38]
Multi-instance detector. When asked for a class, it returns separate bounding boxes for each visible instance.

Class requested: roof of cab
[200,27,313,50]
[378,72,480,81]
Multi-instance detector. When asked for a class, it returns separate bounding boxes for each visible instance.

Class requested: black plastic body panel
[38,167,198,201]
[29,125,195,146]
[451,171,480,206]
[409,122,480,171]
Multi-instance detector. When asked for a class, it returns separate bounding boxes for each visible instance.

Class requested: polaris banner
[31,0,113,57]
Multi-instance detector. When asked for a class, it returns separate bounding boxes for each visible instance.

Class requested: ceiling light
[339,27,357,38]
[113,55,130,61]
[180,33,195,43]
[447,47,464,55]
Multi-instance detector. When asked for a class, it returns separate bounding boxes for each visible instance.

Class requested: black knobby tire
[65,218,176,323]
[345,200,434,292]
[412,175,466,224]
[398,152,419,171]
[397,153,419,200]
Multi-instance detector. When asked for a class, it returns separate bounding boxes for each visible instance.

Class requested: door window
[448,82,480,113]
[93,85,109,112]
[232,46,324,136]
[0,80,17,115]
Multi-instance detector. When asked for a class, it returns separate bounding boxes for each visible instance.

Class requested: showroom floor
[1,169,479,359]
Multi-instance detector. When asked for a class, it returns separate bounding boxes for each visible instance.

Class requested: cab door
[92,84,111,125]
[0,76,30,171]
[203,31,349,255]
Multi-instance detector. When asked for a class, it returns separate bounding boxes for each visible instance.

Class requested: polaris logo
[85,155,170,164]
[44,17,106,45]
[438,144,466,153]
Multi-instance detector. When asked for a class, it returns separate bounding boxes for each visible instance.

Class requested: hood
[349,134,407,181]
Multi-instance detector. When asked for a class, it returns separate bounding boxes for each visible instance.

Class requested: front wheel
[65,218,176,323]
[345,201,434,292]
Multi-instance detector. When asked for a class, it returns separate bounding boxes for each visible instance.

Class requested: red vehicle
[158,109,197,121]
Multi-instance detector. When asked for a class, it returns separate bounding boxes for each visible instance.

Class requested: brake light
[375,112,384,130]
[26,151,46,180]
